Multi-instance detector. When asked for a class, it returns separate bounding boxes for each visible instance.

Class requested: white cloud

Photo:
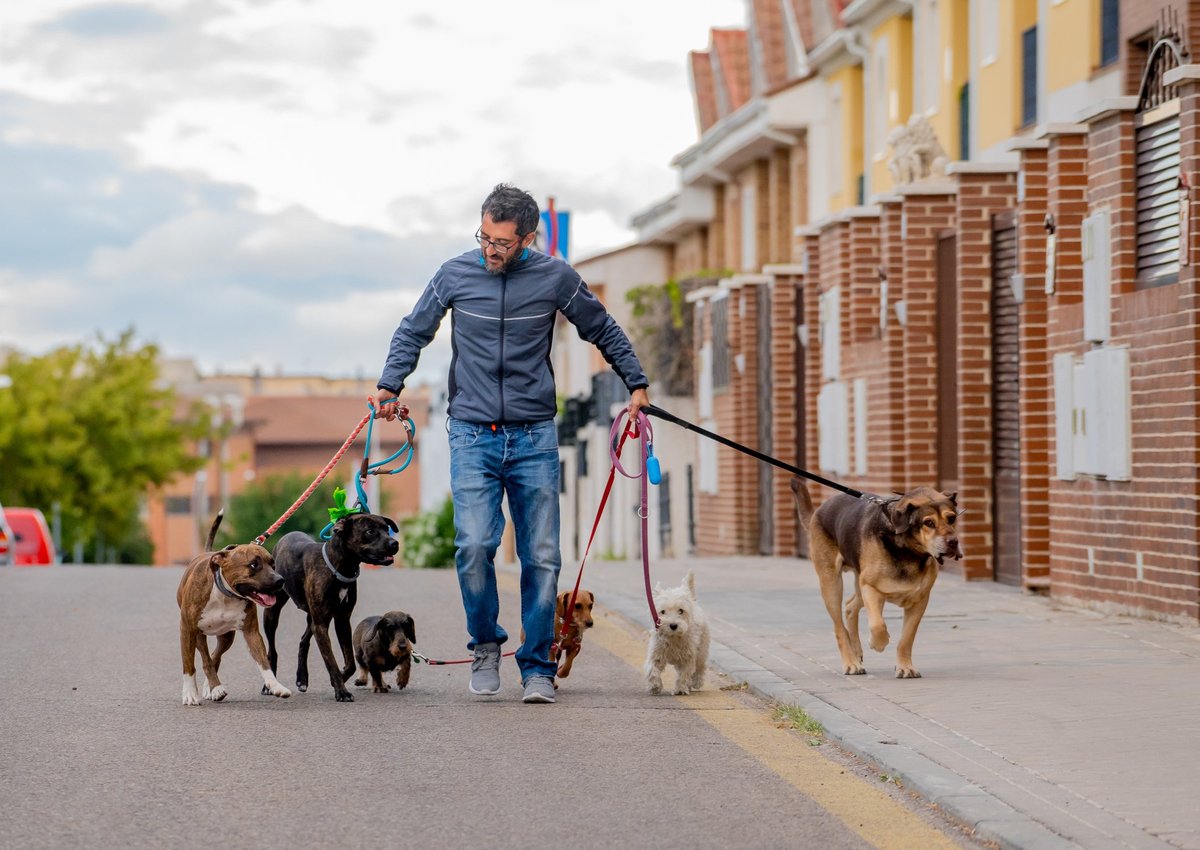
[0,0,747,380]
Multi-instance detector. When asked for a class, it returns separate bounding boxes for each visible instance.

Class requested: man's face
[479,214,531,274]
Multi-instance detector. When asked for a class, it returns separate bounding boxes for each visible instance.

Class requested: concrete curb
[599,589,1079,850]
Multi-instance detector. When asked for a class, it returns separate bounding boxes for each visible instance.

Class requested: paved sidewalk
[575,556,1200,850]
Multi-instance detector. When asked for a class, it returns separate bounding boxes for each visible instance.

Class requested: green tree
[0,330,208,563]
[214,473,342,552]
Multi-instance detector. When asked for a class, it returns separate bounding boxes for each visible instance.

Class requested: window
[1099,0,1119,67]
[165,497,191,516]
[958,82,970,161]
[1021,26,1038,126]
[1134,109,1181,286]
[818,381,850,476]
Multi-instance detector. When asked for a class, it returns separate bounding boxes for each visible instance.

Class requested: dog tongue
[252,592,276,607]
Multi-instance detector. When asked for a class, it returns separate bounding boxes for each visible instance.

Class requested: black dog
[351,611,416,693]
[262,513,399,702]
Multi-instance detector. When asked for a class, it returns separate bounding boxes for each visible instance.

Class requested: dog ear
[362,619,381,646]
[332,517,348,536]
[944,491,958,506]
[383,516,399,534]
[210,551,228,571]
[684,570,696,600]
[887,501,918,535]
[398,613,416,645]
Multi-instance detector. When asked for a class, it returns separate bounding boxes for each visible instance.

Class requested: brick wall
[1014,142,1052,588]
[955,169,1018,581]
[1041,92,1200,622]
[898,188,958,490]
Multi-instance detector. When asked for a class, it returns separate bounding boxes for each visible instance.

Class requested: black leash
[643,403,877,501]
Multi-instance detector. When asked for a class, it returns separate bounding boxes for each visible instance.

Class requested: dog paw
[673,685,691,695]
[182,692,201,706]
[869,629,890,653]
[372,685,390,693]
[267,682,291,698]
[895,666,922,679]
[353,678,368,687]
[843,662,866,675]
[261,684,271,696]
[334,690,354,702]
[648,680,663,695]
[296,683,307,693]
[206,684,228,702]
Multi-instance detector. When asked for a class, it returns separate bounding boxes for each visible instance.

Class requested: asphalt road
[0,564,991,850]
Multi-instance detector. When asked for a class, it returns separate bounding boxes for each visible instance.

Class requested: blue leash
[319,400,416,539]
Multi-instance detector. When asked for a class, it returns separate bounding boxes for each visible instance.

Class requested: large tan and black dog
[177,513,292,705]
[791,478,961,678]
[262,513,399,702]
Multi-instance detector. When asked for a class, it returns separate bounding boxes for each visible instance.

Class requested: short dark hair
[481,184,540,237]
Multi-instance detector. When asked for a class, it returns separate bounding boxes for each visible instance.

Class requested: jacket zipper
[498,271,507,425]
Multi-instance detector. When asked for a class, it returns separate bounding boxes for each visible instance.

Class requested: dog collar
[213,566,246,601]
[321,542,360,583]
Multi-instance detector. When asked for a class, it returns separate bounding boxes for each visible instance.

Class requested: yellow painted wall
[928,0,970,160]
[977,0,1038,149]
[1045,0,1097,92]
[828,64,864,212]
[869,15,913,195]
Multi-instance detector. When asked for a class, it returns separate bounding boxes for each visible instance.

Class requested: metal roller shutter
[1135,111,1181,285]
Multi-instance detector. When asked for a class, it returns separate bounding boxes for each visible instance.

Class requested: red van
[4,507,56,566]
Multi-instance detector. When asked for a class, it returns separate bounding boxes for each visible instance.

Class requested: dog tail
[789,477,814,526]
[205,510,224,552]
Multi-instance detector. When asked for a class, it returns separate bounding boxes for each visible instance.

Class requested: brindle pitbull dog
[177,513,291,705]
[791,478,962,678]
[262,513,399,702]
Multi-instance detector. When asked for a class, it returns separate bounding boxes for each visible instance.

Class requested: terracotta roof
[752,0,789,91]
[789,0,817,52]
[690,50,720,133]
[711,28,752,115]
[244,394,428,446]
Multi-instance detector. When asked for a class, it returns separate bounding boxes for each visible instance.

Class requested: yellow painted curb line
[501,563,964,850]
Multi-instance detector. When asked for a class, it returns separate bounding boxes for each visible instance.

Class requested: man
[375,184,650,704]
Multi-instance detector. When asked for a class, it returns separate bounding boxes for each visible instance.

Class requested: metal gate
[991,214,1022,586]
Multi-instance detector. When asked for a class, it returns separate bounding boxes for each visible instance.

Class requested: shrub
[399,495,456,569]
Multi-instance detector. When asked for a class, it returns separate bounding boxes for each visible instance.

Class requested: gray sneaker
[469,642,501,695]
[522,675,556,703]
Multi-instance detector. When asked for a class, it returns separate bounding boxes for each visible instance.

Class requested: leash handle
[642,403,873,501]
[608,410,660,630]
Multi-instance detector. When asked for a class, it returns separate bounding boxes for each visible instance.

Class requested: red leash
[418,411,656,667]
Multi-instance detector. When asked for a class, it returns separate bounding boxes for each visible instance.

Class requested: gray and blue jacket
[378,249,648,424]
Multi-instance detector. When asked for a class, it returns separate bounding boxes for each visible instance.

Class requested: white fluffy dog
[645,570,710,695]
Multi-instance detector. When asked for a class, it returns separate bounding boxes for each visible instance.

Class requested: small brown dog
[791,478,961,678]
[554,589,595,679]
[350,611,416,693]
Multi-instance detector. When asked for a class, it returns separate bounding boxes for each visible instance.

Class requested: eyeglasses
[475,229,521,255]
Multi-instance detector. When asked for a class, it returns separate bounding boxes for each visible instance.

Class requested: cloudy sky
[0,0,744,386]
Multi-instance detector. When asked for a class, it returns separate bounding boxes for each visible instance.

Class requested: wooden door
[991,214,1022,586]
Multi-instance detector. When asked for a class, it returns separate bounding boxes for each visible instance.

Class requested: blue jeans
[448,418,561,681]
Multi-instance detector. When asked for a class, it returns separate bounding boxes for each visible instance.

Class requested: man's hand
[627,387,650,419]
[375,389,408,422]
